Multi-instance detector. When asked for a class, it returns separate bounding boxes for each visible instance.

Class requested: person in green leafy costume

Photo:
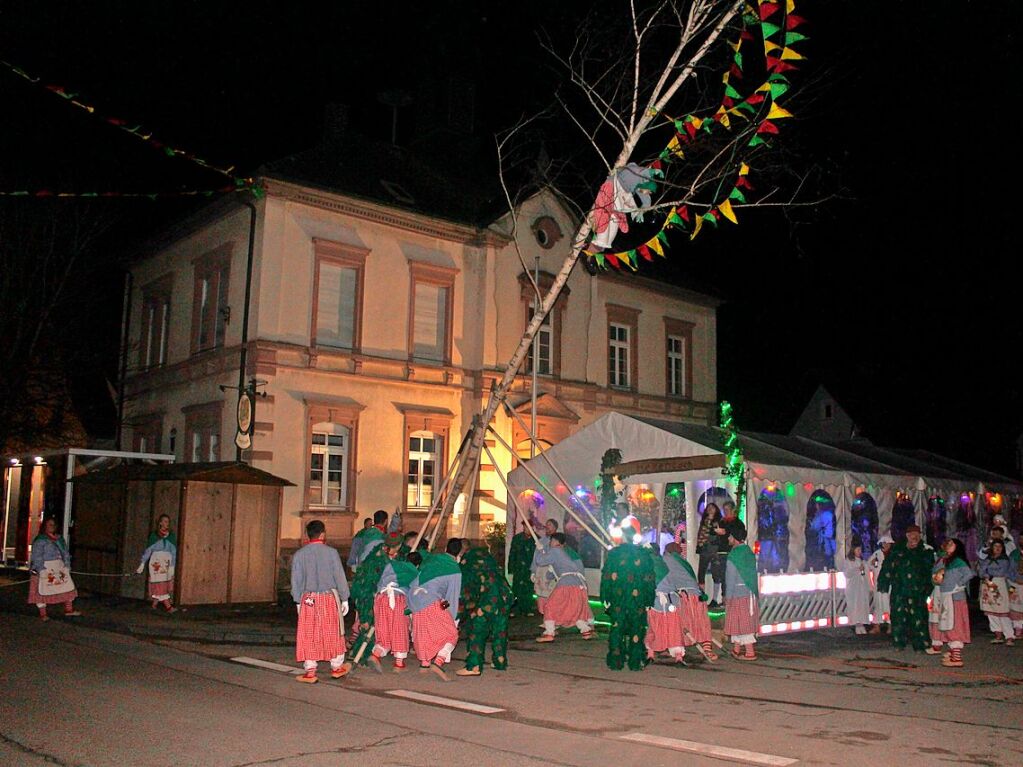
[507,520,537,616]
[877,524,936,652]
[600,542,657,670]
[455,546,513,676]
[337,531,395,676]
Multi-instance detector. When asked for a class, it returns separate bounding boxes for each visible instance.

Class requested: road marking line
[618,733,797,766]
[231,656,304,675]
[385,689,505,714]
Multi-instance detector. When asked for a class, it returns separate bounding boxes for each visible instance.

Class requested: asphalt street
[2,610,1021,767]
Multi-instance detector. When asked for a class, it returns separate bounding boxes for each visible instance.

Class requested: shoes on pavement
[941,657,964,667]
[296,671,318,684]
[368,654,383,673]
[536,634,555,643]
[393,662,407,673]
[991,637,1005,644]
[925,646,943,655]
[455,668,481,676]
[64,610,83,617]
[579,630,596,640]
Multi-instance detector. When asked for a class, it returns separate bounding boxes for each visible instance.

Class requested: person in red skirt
[367,532,419,673]
[408,538,463,680]
[645,547,688,663]
[28,517,81,621]
[534,533,595,642]
[723,522,759,661]
[291,520,350,683]
[664,542,718,662]
[136,514,177,612]
[926,537,973,667]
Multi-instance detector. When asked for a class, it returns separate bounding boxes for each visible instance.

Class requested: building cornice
[263,177,511,248]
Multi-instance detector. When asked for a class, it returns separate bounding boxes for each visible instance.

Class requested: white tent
[506,412,1023,582]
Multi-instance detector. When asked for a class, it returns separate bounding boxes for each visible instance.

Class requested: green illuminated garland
[719,400,747,522]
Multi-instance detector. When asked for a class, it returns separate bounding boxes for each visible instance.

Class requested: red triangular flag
[757,121,779,135]
[759,3,779,21]
[677,205,690,222]
[786,14,806,30]
[606,253,620,269]
[638,245,653,261]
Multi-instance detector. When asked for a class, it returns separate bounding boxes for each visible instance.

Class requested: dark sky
[2,1,1020,475]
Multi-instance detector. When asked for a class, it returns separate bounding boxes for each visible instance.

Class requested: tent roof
[507,411,1023,493]
[70,462,294,486]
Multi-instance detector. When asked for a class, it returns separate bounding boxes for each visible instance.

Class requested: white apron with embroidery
[532,565,557,598]
[148,551,174,583]
[1010,581,1023,613]
[38,559,76,596]
[927,585,961,631]
[980,577,1010,614]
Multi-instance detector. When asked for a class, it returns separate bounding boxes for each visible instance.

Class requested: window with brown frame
[139,275,172,370]
[401,411,451,513]
[304,402,361,511]
[607,304,640,390]
[311,239,367,351]
[183,401,223,462]
[131,414,163,454]
[518,271,569,377]
[664,317,694,399]
[191,246,231,355]
[408,262,456,364]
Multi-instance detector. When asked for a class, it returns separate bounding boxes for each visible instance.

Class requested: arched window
[756,486,789,573]
[891,492,916,543]
[697,486,734,519]
[850,492,879,554]
[309,422,349,507]
[407,430,442,509]
[805,490,837,571]
[925,496,947,549]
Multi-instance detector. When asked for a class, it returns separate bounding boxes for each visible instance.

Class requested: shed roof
[70,462,294,486]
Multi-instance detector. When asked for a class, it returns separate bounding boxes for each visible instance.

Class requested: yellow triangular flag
[647,236,664,257]
[690,214,704,240]
[690,116,704,131]
[767,103,793,120]
[739,162,750,176]
[667,135,685,159]
[780,47,805,61]
[715,108,731,128]
[756,81,772,93]
[763,40,781,54]
[718,199,738,224]
[730,38,742,53]
[787,0,796,13]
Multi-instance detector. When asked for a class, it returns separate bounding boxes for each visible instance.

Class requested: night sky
[2,1,1020,474]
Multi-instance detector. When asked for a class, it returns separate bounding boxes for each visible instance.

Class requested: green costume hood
[417,552,461,584]
[727,544,759,596]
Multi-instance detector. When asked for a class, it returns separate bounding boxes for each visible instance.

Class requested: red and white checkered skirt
[543,584,593,627]
[27,574,77,605]
[929,600,971,644]
[723,595,760,636]
[295,592,345,662]
[645,608,684,651]
[536,596,548,614]
[373,592,410,654]
[412,600,458,662]
[678,592,712,644]
[149,580,173,598]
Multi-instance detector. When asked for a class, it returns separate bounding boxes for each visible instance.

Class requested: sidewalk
[0,568,295,644]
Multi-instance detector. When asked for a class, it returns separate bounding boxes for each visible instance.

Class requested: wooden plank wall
[119,480,155,600]
[229,485,281,603]
[69,483,125,595]
[179,481,232,604]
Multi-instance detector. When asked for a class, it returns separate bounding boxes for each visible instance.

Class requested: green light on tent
[594,476,602,489]
[785,482,796,497]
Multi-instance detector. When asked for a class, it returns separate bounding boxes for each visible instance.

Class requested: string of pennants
[585,0,805,271]
[0,58,260,199]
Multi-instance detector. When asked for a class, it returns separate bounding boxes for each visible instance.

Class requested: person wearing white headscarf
[867,534,894,634]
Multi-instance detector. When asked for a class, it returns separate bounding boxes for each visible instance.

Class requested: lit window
[609,323,630,389]
[192,250,231,354]
[309,423,349,506]
[407,431,442,509]
[312,240,367,351]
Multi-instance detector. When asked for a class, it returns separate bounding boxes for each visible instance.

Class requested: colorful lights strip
[719,400,747,521]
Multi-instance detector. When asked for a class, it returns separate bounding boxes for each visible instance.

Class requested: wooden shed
[70,462,292,605]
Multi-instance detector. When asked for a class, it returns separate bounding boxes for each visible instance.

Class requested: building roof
[70,461,294,486]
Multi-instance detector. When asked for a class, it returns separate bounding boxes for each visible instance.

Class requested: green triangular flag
[702,212,718,227]
[667,210,685,227]
[724,84,741,100]
[785,32,807,44]
[748,135,766,147]
[734,51,743,69]
[769,81,790,98]
[736,101,757,115]
[760,22,781,38]
[729,187,747,203]
[595,253,606,268]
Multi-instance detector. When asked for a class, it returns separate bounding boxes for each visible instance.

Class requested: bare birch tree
[423,0,811,542]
